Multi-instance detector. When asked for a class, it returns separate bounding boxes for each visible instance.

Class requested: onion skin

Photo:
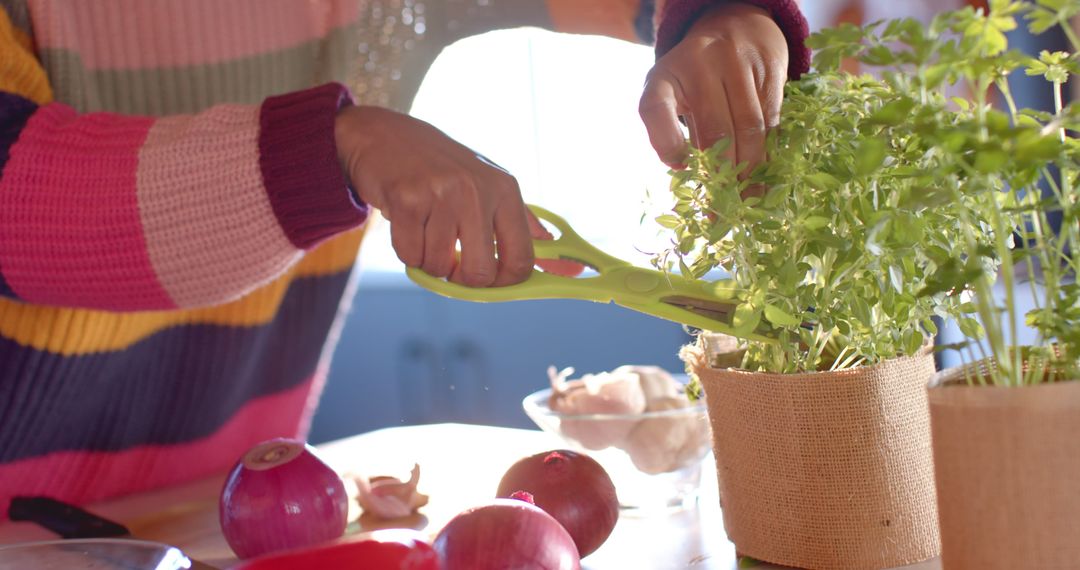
[496,450,618,558]
[434,499,581,570]
[220,439,348,559]
[227,529,439,570]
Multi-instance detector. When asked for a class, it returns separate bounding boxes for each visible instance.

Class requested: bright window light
[358,28,676,274]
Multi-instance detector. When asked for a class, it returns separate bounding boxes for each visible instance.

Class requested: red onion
[433,498,580,570]
[228,529,439,570]
[496,450,618,557]
[220,438,348,559]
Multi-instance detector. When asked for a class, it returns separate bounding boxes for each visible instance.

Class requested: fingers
[449,194,498,288]
[744,72,783,203]
[388,200,427,269]
[724,68,768,177]
[761,71,785,130]
[421,210,457,278]
[526,210,553,240]
[397,167,535,288]
[491,197,535,287]
[536,258,586,278]
[685,74,737,166]
[639,70,690,169]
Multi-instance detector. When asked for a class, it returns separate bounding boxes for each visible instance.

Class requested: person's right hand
[640,3,789,174]
[335,106,537,287]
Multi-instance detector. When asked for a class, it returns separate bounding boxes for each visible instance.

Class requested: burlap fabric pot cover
[929,364,1080,569]
[683,334,940,569]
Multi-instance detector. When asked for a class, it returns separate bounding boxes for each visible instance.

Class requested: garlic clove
[549,367,646,415]
[582,371,647,412]
[355,463,429,520]
[547,366,575,395]
[614,365,682,406]
[620,397,710,474]
[548,366,646,450]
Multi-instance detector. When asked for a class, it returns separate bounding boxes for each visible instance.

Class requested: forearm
[0,10,365,311]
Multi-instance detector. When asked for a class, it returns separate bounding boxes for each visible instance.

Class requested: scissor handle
[527,205,627,271]
[406,204,630,302]
[406,263,613,303]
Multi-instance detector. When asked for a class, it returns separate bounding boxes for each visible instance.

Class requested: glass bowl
[522,386,711,514]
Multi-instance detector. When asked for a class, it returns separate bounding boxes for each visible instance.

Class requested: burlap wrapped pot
[929,362,1080,569]
[682,334,940,570]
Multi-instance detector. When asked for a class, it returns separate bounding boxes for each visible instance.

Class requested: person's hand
[336,106,543,287]
[640,3,789,173]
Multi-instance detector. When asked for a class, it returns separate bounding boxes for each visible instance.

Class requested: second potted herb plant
[910,1,1080,567]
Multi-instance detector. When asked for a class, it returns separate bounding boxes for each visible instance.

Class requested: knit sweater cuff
[655,0,811,81]
[258,82,368,250]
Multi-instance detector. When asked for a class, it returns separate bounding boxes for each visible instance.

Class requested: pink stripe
[137,105,301,307]
[0,104,175,310]
[28,0,361,70]
[0,374,319,519]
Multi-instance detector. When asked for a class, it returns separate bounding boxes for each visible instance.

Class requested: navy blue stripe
[635,0,656,45]
[0,91,37,176]
[0,269,352,462]
[0,265,14,299]
[0,92,38,299]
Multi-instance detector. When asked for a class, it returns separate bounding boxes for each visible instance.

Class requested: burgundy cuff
[655,0,811,81]
[258,82,369,250]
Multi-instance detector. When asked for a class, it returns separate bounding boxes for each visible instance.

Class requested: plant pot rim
[928,366,1080,413]
[694,333,933,382]
[929,360,1080,390]
[929,375,1080,389]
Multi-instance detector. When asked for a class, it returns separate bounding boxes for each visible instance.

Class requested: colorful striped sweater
[0,0,807,517]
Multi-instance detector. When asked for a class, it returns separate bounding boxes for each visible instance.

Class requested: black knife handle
[8,496,130,539]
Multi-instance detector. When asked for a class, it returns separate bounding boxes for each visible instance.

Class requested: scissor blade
[661,295,737,325]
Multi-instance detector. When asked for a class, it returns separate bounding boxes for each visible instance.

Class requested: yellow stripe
[12,26,31,52]
[0,7,53,104]
[295,223,367,276]
[546,0,640,42]
[0,228,366,355]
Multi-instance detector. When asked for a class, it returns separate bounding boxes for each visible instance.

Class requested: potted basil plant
[662,4,1027,568]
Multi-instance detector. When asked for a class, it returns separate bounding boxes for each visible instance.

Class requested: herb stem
[1061,20,1080,54]
[1055,81,1065,143]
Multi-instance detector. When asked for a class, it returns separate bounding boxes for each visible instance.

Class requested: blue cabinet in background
[308,272,693,443]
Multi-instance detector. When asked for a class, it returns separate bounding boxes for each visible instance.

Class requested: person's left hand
[640,3,789,173]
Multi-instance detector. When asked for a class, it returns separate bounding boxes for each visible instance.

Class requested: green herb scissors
[405,205,775,342]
